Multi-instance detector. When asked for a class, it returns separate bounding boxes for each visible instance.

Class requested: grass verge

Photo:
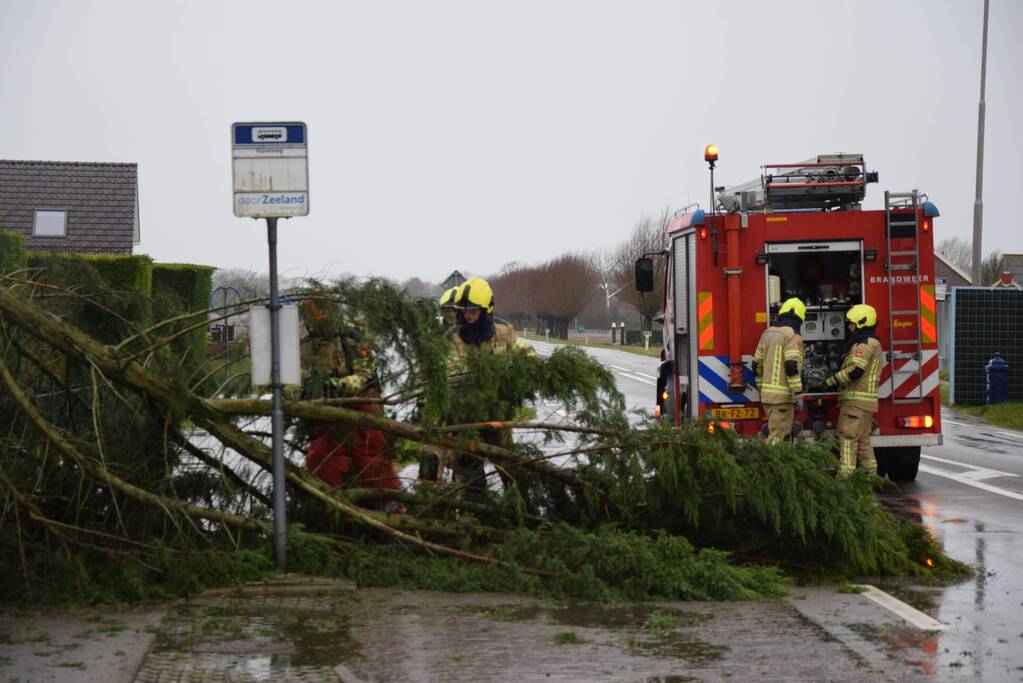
[522,332,661,358]
[942,381,1023,432]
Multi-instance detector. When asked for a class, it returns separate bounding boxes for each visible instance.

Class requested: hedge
[152,263,215,369]
[0,232,27,276]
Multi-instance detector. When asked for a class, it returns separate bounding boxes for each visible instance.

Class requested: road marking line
[920,454,1018,480]
[996,431,1023,443]
[615,371,655,385]
[918,464,1023,502]
[942,419,967,427]
[633,371,657,380]
[852,585,946,632]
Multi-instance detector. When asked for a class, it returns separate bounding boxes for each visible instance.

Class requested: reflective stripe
[784,350,802,359]
[841,391,877,400]
[920,285,936,343]
[698,292,714,350]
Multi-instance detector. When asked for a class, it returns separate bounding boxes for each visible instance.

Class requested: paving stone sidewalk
[2,577,942,682]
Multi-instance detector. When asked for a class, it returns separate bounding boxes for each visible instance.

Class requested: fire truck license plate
[708,407,760,420]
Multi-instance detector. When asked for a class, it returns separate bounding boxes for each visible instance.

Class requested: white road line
[942,419,967,427]
[920,453,1018,480]
[852,585,946,632]
[997,431,1023,443]
[615,371,655,386]
[918,464,1023,502]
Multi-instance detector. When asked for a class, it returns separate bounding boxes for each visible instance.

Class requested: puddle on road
[872,581,942,614]
[953,433,1011,455]
[471,602,710,630]
[145,590,365,678]
[141,591,728,681]
[468,601,726,665]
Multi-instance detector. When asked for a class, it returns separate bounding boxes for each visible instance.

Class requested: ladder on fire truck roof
[885,190,924,403]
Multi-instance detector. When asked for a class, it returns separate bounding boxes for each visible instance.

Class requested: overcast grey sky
[2,0,1020,283]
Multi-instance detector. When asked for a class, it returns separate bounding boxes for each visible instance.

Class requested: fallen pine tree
[0,264,970,604]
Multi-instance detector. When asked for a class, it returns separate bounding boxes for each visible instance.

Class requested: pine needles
[0,264,971,606]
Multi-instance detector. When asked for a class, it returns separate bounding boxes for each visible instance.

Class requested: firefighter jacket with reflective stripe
[753,324,803,404]
[835,336,883,412]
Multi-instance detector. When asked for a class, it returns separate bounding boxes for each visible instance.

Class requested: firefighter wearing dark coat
[825,304,883,477]
[753,298,806,444]
[299,295,402,502]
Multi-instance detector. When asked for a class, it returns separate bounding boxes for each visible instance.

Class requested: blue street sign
[233,122,306,146]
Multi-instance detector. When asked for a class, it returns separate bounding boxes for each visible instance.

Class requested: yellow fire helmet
[846,303,878,329]
[438,286,460,310]
[778,297,807,321]
[455,277,495,314]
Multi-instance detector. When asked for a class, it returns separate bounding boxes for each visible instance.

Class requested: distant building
[441,270,467,291]
[934,251,972,370]
[0,160,140,254]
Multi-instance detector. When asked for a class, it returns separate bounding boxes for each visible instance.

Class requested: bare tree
[400,277,442,299]
[610,208,671,329]
[490,265,538,331]
[936,237,972,273]
[935,238,1003,285]
[533,253,600,339]
[213,268,269,301]
[981,250,1003,287]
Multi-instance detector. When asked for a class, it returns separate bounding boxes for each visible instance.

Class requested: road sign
[232,122,309,218]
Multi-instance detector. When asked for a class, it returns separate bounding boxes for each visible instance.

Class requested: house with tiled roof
[0,160,139,254]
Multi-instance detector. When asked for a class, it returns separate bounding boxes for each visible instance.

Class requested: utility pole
[971,0,990,286]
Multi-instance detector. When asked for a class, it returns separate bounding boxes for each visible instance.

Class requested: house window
[33,209,67,237]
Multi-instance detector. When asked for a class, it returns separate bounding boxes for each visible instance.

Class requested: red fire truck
[636,150,941,480]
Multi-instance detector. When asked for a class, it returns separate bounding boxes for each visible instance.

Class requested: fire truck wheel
[876,447,921,482]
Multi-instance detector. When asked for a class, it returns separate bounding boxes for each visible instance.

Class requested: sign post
[232,122,309,571]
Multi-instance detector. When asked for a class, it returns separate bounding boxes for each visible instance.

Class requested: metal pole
[266,216,287,571]
[971,0,989,286]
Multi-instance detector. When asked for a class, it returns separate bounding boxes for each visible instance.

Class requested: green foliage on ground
[521,331,661,357]
[0,274,972,607]
[949,402,1023,432]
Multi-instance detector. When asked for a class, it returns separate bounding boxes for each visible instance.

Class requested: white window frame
[32,209,68,238]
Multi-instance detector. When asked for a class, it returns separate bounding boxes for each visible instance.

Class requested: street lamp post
[601,282,626,329]
[972,0,990,286]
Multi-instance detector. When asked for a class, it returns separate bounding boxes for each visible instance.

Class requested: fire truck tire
[876,446,920,482]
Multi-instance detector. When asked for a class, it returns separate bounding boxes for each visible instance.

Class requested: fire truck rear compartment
[764,240,863,393]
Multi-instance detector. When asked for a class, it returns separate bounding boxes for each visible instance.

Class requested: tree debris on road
[0,264,970,605]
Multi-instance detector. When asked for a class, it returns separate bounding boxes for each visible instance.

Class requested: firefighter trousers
[837,403,877,476]
[763,403,794,445]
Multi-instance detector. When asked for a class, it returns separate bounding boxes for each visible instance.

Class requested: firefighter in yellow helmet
[753,297,806,444]
[824,304,882,477]
[449,277,519,363]
[438,286,461,326]
[447,277,521,494]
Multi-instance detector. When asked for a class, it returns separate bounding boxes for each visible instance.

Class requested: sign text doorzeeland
[232,122,309,218]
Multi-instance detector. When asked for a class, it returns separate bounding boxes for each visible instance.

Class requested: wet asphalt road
[530,340,1023,681]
